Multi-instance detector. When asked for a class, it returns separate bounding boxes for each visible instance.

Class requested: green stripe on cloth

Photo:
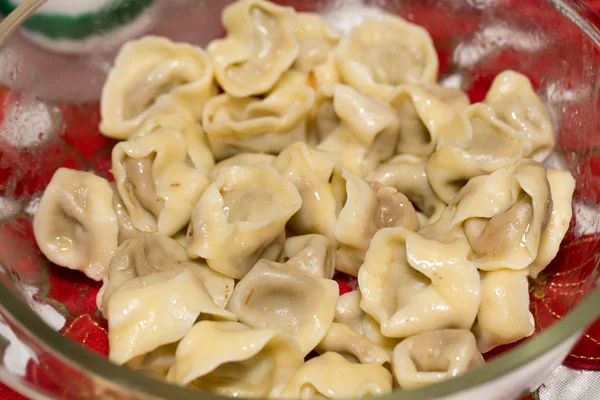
[0,0,153,40]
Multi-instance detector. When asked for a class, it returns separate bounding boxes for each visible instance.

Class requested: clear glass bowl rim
[0,0,599,399]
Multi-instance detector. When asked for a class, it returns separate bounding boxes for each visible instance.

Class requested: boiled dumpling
[187,164,301,279]
[209,152,276,181]
[335,16,438,98]
[277,234,335,279]
[203,86,315,160]
[112,128,209,236]
[207,0,299,97]
[33,168,118,281]
[392,329,484,388]
[279,352,392,398]
[167,321,303,397]
[358,227,480,338]
[315,322,391,365]
[293,13,340,73]
[108,269,236,365]
[226,259,338,356]
[100,36,215,139]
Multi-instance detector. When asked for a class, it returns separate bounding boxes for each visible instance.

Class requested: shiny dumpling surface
[207,0,299,97]
[293,12,340,73]
[277,234,336,279]
[279,351,393,399]
[112,128,209,236]
[203,86,315,160]
[226,259,338,356]
[314,322,391,365]
[100,36,215,139]
[33,168,118,281]
[108,269,236,365]
[167,321,303,398]
[392,329,484,389]
[335,16,438,98]
[187,164,301,279]
[358,227,480,338]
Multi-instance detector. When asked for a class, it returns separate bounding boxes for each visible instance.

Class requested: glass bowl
[0,0,599,399]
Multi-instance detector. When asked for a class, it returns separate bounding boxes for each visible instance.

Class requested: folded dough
[392,329,484,388]
[315,322,391,365]
[167,320,303,398]
[187,164,301,279]
[277,234,336,279]
[209,152,276,181]
[226,259,338,356]
[207,0,299,96]
[33,168,118,281]
[293,12,340,73]
[101,36,215,139]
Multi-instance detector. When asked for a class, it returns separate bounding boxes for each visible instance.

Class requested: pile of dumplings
[32,0,575,397]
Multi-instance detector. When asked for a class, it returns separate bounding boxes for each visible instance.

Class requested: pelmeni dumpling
[450,159,552,271]
[392,329,484,389]
[473,269,534,352]
[227,259,338,355]
[335,291,400,353]
[279,352,393,399]
[317,85,400,177]
[203,86,315,160]
[273,142,339,238]
[187,164,301,279]
[389,84,470,157]
[131,105,215,175]
[484,70,555,162]
[110,183,142,243]
[293,13,340,73]
[427,103,531,203]
[209,152,276,181]
[335,16,438,98]
[108,269,236,365]
[308,54,341,93]
[367,155,446,222]
[207,0,299,97]
[334,169,420,276]
[277,234,335,279]
[112,128,209,236]
[529,169,575,278]
[100,36,215,139]
[315,322,391,365]
[127,343,177,380]
[308,84,339,145]
[359,227,480,338]
[33,168,118,281]
[167,321,303,398]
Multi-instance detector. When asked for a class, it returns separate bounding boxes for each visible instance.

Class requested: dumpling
[484,70,555,162]
[97,234,235,316]
[273,142,339,238]
[367,154,446,222]
[334,291,399,352]
[315,322,391,365]
[334,168,420,276]
[209,152,276,181]
[131,105,215,175]
[277,234,336,279]
[293,13,340,73]
[473,269,534,353]
[207,0,299,97]
[392,329,484,389]
[187,164,301,279]
[450,159,552,271]
[108,269,236,365]
[167,321,303,398]
[100,36,215,139]
[226,259,338,356]
[33,168,118,281]
[110,183,142,243]
[308,54,341,92]
[358,227,480,338]
[279,352,392,398]
[529,169,575,278]
[427,103,530,203]
[112,128,209,236]
[335,16,438,98]
[389,84,470,157]
[127,343,178,380]
[308,85,339,146]
[202,86,315,160]
[317,85,400,177]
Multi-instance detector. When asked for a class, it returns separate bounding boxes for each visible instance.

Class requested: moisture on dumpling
[33,168,118,281]
[277,234,336,279]
[207,0,299,97]
[100,36,215,139]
